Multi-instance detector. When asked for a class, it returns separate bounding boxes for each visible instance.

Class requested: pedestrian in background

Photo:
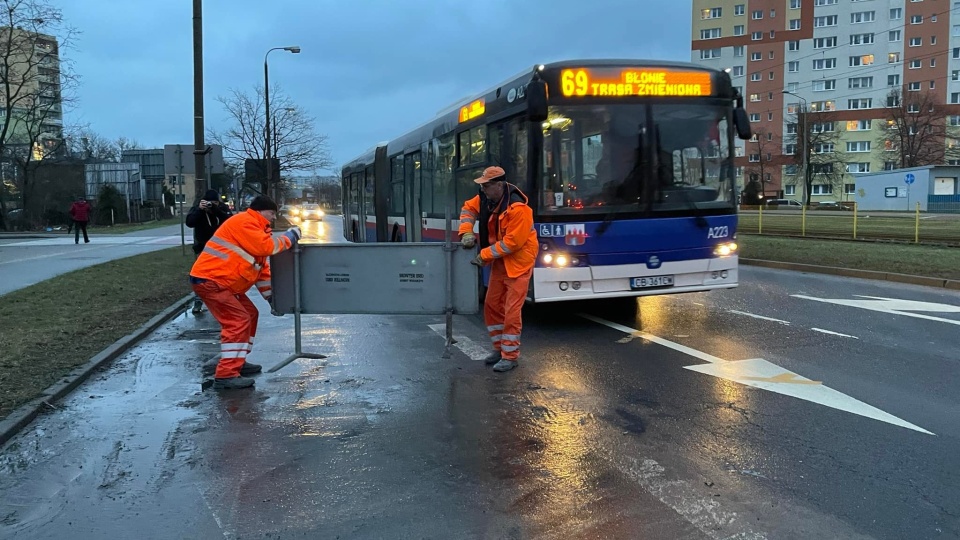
[459,166,538,372]
[189,195,301,390]
[186,189,233,314]
[69,196,91,244]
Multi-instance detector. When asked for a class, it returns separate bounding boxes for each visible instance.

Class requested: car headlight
[713,242,738,257]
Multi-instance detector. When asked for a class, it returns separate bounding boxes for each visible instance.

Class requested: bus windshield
[539,103,735,217]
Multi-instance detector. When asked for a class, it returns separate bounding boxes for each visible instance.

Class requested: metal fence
[738,204,960,246]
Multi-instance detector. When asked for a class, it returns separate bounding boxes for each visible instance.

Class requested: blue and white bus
[342,59,752,303]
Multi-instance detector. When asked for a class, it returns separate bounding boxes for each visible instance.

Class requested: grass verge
[0,247,194,419]
[739,234,960,281]
[89,217,182,234]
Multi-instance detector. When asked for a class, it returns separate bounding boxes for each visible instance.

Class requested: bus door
[342,172,354,241]
[404,151,422,242]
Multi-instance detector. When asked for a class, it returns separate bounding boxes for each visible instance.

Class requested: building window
[850,33,875,45]
[785,185,796,196]
[751,52,762,61]
[735,4,745,15]
[888,74,900,86]
[734,25,745,35]
[848,77,873,89]
[750,93,761,102]
[732,66,744,76]
[749,113,760,122]
[889,30,901,42]
[749,154,760,162]
[752,10,763,19]
[790,0,800,7]
[814,36,837,48]
[908,82,921,91]
[911,15,922,24]
[846,120,872,131]
[909,59,921,69]
[785,144,797,155]
[844,184,857,195]
[846,141,871,152]
[815,0,837,4]
[789,19,801,30]
[700,48,722,59]
[752,31,762,40]
[787,82,799,92]
[750,72,761,81]
[850,11,875,24]
[847,98,872,109]
[812,184,834,195]
[700,28,721,39]
[813,58,836,70]
[701,7,722,19]
[890,8,902,19]
[909,37,922,47]
[849,55,874,66]
[788,40,800,51]
[813,79,836,91]
[788,61,800,72]
[846,163,870,173]
[734,46,744,57]
[814,15,838,27]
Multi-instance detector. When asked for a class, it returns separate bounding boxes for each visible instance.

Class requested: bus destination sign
[559,68,712,98]
[459,98,485,123]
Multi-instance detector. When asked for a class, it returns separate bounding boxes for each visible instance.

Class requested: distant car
[279,205,300,220]
[301,203,324,221]
[764,199,802,208]
[815,201,850,211]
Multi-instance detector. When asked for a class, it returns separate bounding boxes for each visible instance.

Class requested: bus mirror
[527,79,548,122]
[733,108,752,140]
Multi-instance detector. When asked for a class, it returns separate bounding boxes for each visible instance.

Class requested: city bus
[342,59,752,303]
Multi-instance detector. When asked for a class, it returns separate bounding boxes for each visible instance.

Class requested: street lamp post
[264,46,300,202]
[783,90,810,206]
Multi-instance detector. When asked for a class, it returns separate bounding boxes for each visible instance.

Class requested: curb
[0,294,195,448]
[741,259,960,290]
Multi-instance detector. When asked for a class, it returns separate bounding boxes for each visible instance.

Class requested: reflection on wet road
[0,216,957,539]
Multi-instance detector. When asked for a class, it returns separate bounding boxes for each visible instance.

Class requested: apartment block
[0,28,63,158]
[691,0,960,203]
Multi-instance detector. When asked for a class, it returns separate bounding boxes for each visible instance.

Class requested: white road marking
[579,313,724,364]
[810,328,859,339]
[609,455,767,540]
[428,324,490,361]
[727,310,791,325]
[581,314,934,435]
[792,294,960,327]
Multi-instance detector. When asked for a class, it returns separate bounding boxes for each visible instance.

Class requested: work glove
[283,226,301,245]
[461,232,476,249]
[470,253,486,267]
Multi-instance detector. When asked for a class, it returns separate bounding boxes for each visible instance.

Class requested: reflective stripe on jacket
[190,209,291,294]
[458,184,538,278]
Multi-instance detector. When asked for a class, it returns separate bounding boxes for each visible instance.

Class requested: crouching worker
[189,195,301,389]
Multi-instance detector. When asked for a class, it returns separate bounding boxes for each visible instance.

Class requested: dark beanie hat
[249,195,278,212]
[202,189,220,201]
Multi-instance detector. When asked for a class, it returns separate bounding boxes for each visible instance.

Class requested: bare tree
[0,0,79,228]
[67,128,119,161]
[878,88,960,168]
[784,108,845,202]
[208,84,333,196]
[742,127,778,202]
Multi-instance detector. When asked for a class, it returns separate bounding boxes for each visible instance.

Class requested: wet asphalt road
[0,217,957,539]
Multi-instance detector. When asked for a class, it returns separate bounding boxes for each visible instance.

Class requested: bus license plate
[630,275,674,289]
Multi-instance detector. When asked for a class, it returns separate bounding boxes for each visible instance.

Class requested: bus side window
[421,140,435,217]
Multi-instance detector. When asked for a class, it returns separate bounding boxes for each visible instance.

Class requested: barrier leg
[442,205,454,359]
[268,243,326,373]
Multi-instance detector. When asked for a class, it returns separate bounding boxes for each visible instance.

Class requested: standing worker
[186,189,233,314]
[189,195,301,390]
[69,196,92,244]
[459,166,538,372]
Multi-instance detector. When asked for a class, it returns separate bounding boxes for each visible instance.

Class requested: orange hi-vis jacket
[459,183,538,278]
[190,209,292,297]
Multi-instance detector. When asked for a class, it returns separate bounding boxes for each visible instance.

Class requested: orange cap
[474,166,506,185]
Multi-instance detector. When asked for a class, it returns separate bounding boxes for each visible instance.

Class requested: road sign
[904,173,915,185]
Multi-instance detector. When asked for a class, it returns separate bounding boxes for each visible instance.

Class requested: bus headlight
[714,242,738,257]
[555,255,569,267]
[543,253,554,264]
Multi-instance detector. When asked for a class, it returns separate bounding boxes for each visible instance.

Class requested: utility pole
[192,0,207,202]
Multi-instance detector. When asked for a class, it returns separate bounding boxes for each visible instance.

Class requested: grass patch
[739,234,960,280]
[738,212,960,245]
[0,247,194,419]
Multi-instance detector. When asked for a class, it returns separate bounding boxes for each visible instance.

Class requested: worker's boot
[492,359,518,372]
[483,351,501,365]
[213,376,255,390]
[239,362,262,376]
[191,299,203,315]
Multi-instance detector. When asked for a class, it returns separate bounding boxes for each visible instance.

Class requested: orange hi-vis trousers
[484,260,533,361]
[192,280,260,378]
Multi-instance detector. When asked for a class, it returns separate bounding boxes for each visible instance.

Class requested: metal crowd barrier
[266,215,479,372]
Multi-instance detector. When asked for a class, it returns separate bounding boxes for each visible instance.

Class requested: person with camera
[186,190,233,314]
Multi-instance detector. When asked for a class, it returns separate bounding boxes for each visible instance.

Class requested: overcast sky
[59,0,693,171]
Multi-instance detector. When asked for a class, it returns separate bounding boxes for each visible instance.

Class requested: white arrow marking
[428,324,490,361]
[792,294,960,326]
[581,314,934,435]
[684,359,932,435]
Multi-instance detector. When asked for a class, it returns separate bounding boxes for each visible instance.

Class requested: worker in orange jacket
[189,195,301,389]
[459,166,538,372]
